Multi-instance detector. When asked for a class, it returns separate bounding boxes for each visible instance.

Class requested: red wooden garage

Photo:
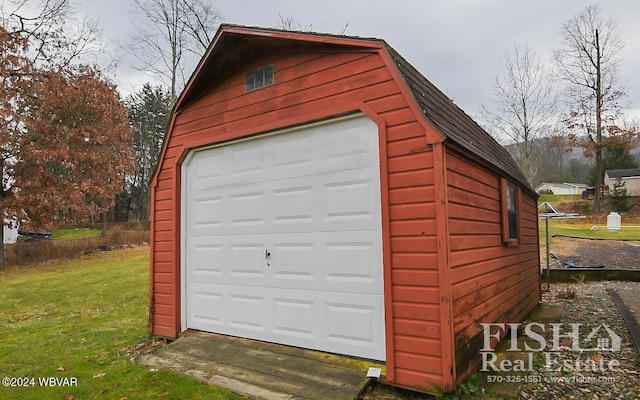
[149,24,541,394]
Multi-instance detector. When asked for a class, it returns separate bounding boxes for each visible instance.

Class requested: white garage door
[181,115,385,361]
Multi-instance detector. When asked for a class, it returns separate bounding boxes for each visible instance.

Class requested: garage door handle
[265,249,271,258]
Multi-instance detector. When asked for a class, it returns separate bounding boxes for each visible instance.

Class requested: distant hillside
[502,138,640,186]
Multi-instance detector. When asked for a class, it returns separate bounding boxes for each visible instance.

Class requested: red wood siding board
[171,80,399,147]
[155,282,172,295]
[154,221,173,232]
[152,314,173,328]
[154,261,173,274]
[449,254,521,285]
[446,151,499,189]
[393,302,440,322]
[447,203,500,224]
[154,189,172,202]
[379,108,417,127]
[393,369,443,391]
[184,53,332,110]
[156,169,173,182]
[154,241,173,253]
[154,251,174,263]
[173,63,391,135]
[449,245,515,268]
[388,169,434,189]
[154,231,173,243]
[451,260,535,304]
[448,219,501,235]
[449,235,503,252]
[154,241,175,254]
[152,324,175,338]
[154,178,173,190]
[154,272,173,284]
[387,153,432,173]
[177,53,379,124]
[447,170,500,199]
[454,282,540,347]
[395,336,443,357]
[389,186,435,205]
[390,203,436,220]
[153,293,173,307]
[390,219,436,237]
[447,187,500,212]
[395,352,443,375]
[391,236,437,253]
[154,210,172,222]
[394,319,442,340]
[155,199,172,212]
[392,269,439,286]
[453,274,539,332]
[161,148,182,161]
[153,303,173,318]
[387,137,430,158]
[367,93,409,114]
[386,121,427,142]
[391,253,438,270]
[392,286,440,304]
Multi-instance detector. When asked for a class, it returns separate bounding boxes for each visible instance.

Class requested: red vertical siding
[445,148,540,384]
[150,48,444,391]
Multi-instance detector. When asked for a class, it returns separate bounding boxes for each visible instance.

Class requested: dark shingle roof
[382,44,530,190]
[606,168,640,179]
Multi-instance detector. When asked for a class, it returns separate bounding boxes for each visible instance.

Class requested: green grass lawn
[0,248,244,400]
[537,194,582,206]
[52,227,103,240]
[539,219,640,251]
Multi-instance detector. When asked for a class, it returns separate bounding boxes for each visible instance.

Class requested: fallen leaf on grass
[65,394,74,400]
[57,366,65,372]
[93,373,106,379]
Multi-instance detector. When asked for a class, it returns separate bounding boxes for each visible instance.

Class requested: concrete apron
[138,331,385,400]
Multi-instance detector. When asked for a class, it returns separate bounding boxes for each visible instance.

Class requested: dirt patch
[549,237,640,269]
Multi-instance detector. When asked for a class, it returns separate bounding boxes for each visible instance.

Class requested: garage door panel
[230,244,265,277]
[187,167,381,237]
[271,243,316,280]
[191,243,223,276]
[187,117,380,193]
[187,231,382,292]
[187,284,385,360]
[324,177,379,222]
[184,116,385,361]
[189,289,225,327]
[229,294,267,332]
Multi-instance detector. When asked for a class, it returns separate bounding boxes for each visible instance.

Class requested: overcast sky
[78,0,640,121]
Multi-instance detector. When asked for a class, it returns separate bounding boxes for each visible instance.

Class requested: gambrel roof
[174,24,531,190]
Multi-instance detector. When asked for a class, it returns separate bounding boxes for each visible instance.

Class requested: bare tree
[127,0,223,101]
[553,4,625,212]
[277,15,313,32]
[1,0,103,68]
[481,43,558,186]
[276,15,349,35]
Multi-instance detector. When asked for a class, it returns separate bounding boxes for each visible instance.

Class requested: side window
[501,178,519,245]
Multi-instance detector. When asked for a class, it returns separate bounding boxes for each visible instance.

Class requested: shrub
[609,179,633,213]
[5,230,150,266]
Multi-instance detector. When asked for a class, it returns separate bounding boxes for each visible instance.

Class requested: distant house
[605,168,640,196]
[535,182,588,195]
